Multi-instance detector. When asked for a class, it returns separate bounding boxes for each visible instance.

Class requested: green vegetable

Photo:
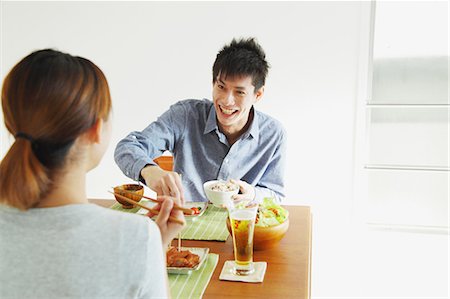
[255,197,288,227]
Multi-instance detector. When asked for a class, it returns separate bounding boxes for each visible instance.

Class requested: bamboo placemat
[169,253,219,299]
[181,205,229,241]
[110,201,230,241]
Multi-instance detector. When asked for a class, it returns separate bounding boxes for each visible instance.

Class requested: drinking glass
[228,202,258,275]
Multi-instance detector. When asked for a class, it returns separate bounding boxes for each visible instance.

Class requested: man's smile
[219,105,238,116]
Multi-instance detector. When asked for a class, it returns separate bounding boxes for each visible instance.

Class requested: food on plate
[209,180,238,192]
[166,247,200,268]
[190,206,202,215]
[255,197,289,227]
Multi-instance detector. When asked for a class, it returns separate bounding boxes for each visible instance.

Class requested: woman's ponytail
[0,139,51,210]
[1,49,111,210]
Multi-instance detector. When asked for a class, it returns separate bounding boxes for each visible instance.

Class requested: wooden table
[90,199,312,299]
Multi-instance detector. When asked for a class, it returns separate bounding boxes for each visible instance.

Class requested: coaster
[219,260,267,283]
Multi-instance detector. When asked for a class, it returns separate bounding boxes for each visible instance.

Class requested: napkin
[219,261,267,283]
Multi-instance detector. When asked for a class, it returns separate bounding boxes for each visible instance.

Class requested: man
[114,37,286,204]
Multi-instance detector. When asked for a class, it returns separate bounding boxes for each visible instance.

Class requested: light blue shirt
[114,99,286,202]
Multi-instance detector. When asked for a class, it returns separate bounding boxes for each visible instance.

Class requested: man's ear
[85,119,103,144]
[255,86,265,102]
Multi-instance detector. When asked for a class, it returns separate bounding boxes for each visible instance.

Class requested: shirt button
[225,159,229,163]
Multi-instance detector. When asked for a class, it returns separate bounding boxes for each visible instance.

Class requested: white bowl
[203,180,239,208]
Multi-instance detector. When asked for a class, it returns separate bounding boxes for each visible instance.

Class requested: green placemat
[181,205,229,241]
[110,201,230,241]
[169,253,219,299]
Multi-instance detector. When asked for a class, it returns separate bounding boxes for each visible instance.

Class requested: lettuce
[255,197,289,227]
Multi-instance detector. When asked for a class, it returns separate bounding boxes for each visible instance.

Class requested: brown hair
[0,49,112,210]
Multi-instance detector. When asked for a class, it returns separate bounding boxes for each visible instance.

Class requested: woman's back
[0,49,184,298]
[0,203,166,298]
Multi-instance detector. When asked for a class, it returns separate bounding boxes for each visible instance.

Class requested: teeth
[221,107,235,115]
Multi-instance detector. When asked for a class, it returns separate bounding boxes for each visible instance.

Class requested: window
[356,1,448,231]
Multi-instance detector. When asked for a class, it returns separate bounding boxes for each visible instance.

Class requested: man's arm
[233,129,287,203]
[114,101,187,182]
[114,131,163,182]
[254,131,286,203]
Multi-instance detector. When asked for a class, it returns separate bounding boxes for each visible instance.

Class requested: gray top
[0,203,167,299]
[114,99,286,202]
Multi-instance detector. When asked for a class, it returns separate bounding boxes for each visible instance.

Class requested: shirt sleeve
[139,219,169,299]
[254,129,287,203]
[114,101,187,181]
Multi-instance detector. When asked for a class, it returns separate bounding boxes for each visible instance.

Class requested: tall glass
[228,202,258,276]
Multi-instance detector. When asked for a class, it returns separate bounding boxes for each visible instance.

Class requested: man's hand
[141,165,185,204]
[230,179,256,202]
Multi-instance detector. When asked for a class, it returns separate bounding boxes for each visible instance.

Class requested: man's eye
[237,91,246,95]
[217,84,224,89]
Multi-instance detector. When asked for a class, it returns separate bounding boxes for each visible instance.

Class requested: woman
[0,49,184,298]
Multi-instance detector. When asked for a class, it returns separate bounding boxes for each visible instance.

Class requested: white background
[1,1,448,298]
[1,1,361,212]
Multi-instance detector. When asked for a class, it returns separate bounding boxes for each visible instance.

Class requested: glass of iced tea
[228,202,258,275]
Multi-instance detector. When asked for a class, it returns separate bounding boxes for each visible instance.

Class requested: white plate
[166,247,210,275]
[137,201,208,221]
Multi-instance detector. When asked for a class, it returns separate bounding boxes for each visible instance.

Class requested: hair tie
[15,132,34,143]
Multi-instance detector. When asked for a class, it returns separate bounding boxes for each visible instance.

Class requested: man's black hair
[212,37,269,92]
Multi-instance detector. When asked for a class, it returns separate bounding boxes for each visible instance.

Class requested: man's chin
[218,117,236,128]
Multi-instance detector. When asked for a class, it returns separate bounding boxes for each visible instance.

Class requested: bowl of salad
[226,197,289,250]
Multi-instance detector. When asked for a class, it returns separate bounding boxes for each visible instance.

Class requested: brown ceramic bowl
[226,217,289,250]
[113,184,144,209]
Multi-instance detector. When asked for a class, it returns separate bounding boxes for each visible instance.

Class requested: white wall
[1,1,365,215]
[5,2,448,298]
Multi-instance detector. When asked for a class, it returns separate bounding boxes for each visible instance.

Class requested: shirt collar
[246,108,260,142]
[203,105,260,142]
[204,105,218,134]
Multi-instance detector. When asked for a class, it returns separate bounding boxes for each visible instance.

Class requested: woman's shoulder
[93,204,159,233]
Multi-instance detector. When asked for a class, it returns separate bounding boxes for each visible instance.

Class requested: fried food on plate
[166,247,200,268]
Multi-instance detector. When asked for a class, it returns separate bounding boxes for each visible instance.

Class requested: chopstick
[109,191,185,225]
[112,187,194,215]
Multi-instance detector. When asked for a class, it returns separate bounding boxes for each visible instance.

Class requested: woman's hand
[230,179,256,202]
[147,195,186,247]
[141,165,185,204]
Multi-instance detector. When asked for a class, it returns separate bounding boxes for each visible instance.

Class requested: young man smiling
[115,38,286,204]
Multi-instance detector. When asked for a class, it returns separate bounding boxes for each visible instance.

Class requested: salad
[255,197,288,227]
